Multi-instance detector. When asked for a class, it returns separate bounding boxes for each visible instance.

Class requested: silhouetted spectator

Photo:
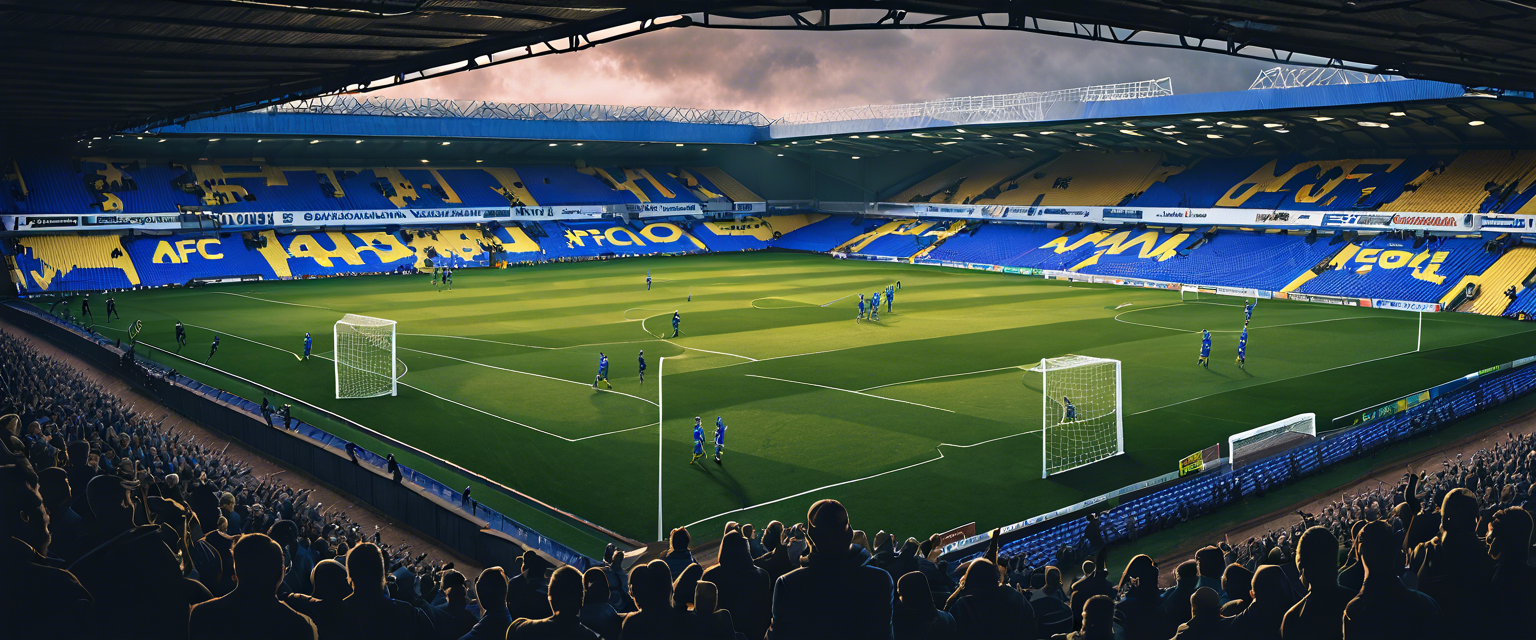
[701,529,772,640]
[947,557,1037,639]
[1484,506,1535,637]
[1059,594,1118,640]
[767,499,894,640]
[1193,546,1225,600]
[578,567,622,640]
[620,559,680,640]
[1113,554,1170,640]
[1225,565,1292,640]
[190,533,317,640]
[1159,560,1199,628]
[1281,526,1350,640]
[70,473,200,640]
[687,581,738,640]
[334,542,433,640]
[1342,520,1442,640]
[663,526,696,579]
[1409,488,1492,640]
[1216,564,1252,616]
[507,565,598,639]
[509,550,554,621]
[894,570,954,640]
[461,566,511,640]
[0,463,94,639]
[1172,587,1227,639]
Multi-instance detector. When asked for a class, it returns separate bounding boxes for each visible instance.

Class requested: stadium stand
[889,156,1040,205]
[685,167,764,202]
[1077,228,1343,292]
[922,223,1067,267]
[0,160,777,214]
[1453,246,1536,315]
[1291,235,1501,303]
[973,152,1183,207]
[1388,151,1536,214]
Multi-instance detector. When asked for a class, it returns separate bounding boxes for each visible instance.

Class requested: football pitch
[54,251,1536,556]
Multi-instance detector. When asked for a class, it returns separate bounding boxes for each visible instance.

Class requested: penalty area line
[403,380,657,442]
[746,374,953,413]
[398,347,658,407]
[210,291,335,310]
[681,427,1040,530]
[858,365,1025,392]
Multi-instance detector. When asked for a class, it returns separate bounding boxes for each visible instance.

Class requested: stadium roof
[9,1,1536,147]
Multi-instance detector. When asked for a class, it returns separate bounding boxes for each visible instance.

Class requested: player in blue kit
[671,312,681,338]
[1062,397,1077,423]
[207,335,221,362]
[713,416,727,464]
[646,271,652,291]
[1244,300,1256,323]
[593,352,612,389]
[857,296,866,323]
[1199,329,1212,368]
[637,350,647,384]
[869,291,880,321]
[1236,326,1248,369]
[886,285,894,313]
[303,332,312,361]
[691,417,705,465]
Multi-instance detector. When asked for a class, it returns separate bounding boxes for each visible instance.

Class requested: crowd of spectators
[0,328,451,639]
[3,320,1536,640]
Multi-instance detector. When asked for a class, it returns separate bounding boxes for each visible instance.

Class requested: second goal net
[1031,355,1123,477]
[1228,413,1316,469]
[334,314,397,399]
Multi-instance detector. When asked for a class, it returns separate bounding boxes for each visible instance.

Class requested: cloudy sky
[375,25,1292,117]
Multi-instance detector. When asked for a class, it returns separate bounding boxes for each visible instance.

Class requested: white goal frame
[1031,355,1124,478]
[1228,413,1316,469]
[1180,285,1200,301]
[334,314,398,399]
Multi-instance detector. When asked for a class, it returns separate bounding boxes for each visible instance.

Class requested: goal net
[1228,413,1316,469]
[1180,285,1200,301]
[1030,355,1123,477]
[334,314,397,399]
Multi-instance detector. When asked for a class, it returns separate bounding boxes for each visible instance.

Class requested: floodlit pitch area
[57,252,1536,554]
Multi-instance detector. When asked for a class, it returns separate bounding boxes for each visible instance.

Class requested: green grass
[51,251,1536,556]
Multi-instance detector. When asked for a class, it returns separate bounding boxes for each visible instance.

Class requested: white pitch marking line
[681,427,1040,530]
[858,365,1025,392]
[399,346,658,407]
[182,323,412,380]
[635,310,757,362]
[746,374,955,413]
[1113,305,1401,334]
[401,333,554,350]
[210,291,334,310]
[403,381,658,442]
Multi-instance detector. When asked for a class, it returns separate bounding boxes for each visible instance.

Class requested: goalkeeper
[1062,397,1077,423]
[592,352,612,389]
[303,332,312,361]
[1236,326,1248,368]
[1199,329,1212,368]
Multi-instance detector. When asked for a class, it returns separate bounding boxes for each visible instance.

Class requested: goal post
[334,314,397,399]
[1228,413,1316,470]
[1031,355,1123,477]
[1179,285,1200,302]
